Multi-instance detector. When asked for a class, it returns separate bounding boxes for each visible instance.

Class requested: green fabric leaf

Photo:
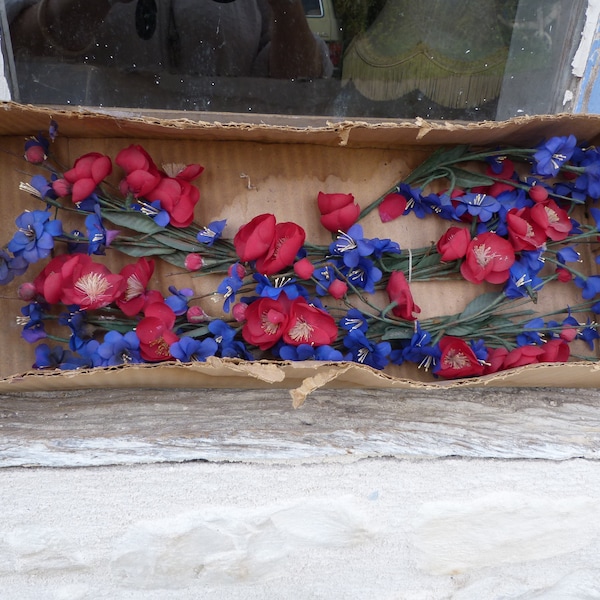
[458,292,503,320]
[152,233,202,253]
[381,327,415,341]
[450,167,495,188]
[102,209,164,234]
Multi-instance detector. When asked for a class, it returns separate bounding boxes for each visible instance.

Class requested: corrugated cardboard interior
[1,102,600,394]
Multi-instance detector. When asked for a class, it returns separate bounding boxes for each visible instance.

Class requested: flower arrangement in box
[3,121,600,380]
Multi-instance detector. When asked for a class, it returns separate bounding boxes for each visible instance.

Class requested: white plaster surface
[1,458,600,599]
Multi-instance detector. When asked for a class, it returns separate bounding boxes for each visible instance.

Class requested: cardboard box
[1,102,600,404]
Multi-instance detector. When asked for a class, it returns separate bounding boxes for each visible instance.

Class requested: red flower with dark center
[60,255,126,310]
[116,257,156,317]
[436,227,471,261]
[386,271,421,321]
[63,152,112,204]
[242,297,288,350]
[530,199,572,241]
[460,232,515,285]
[506,207,546,251]
[136,301,179,362]
[435,336,484,379]
[317,192,360,232]
[255,221,306,275]
[234,214,277,262]
[283,297,338,347]
[378,192,407,223]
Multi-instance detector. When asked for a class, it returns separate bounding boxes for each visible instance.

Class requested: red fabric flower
[136,301,179,362]
[116,257,156,317]
[530,199,572,241]
[146,177,200,228]
[255,222,306,275]
[539,339,570,362]
[502,345,545,369]
[386,271,421,321]
[506,207,546,251]
[63,152,112,204]
[60,255,125,310]
[436,227,471,261]
[283,297,338,347]
[242,297,288,350]
[33,254,75,304]
[116,145,162,198]
[460,232,515,285]
[482,347,509,375]
[234,214,277,262]
[436,336,484,379]
[378,192,407,223]
[317,192,360,232]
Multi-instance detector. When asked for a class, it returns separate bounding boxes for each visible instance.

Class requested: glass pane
[2,0,587,120]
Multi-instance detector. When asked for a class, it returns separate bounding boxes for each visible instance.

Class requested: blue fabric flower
[370,237,401,258]
[170,336,218,362]
[254,273,305,300]
[197,219,226,246]
[534,135,578,176]
[0,249,28,285]
[165,286,194,315]
[340,308,369,333]
[455,193,501,223]
[505,259,545,299]
[7,210,63,264]
[33,343,91,370]
[401,184,431,219]
[341,257,382,294]
[135,200,170,227]
[343,329,391,370]
[313,264,338,296]
[20,302,47,343]
[574,275,600,300]
[96,330,143,366]
[216,267,244,312]
[516,317,545,346]
[329,224,374,268]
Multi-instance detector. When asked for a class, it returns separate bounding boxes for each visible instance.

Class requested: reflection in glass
[0,0,588,120]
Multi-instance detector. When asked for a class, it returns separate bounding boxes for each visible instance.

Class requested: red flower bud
[187,305,208,324]
[17,282,37,302]
[232,302,248,322]
[184,253,204,272]
[436,227,470,261]
[328,278,348,299]
[293,257,314,279]
[386,271,421,321]
[317,192,360,233]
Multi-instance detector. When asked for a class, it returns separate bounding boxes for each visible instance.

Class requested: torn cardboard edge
[5,101,600,149]
[1,359,600,407]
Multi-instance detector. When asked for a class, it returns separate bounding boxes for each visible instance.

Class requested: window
[0,0,592,120]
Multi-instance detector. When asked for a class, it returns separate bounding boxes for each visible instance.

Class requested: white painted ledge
[1,387,599,467]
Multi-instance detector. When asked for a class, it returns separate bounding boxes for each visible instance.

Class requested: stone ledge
[1,387,598,467]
